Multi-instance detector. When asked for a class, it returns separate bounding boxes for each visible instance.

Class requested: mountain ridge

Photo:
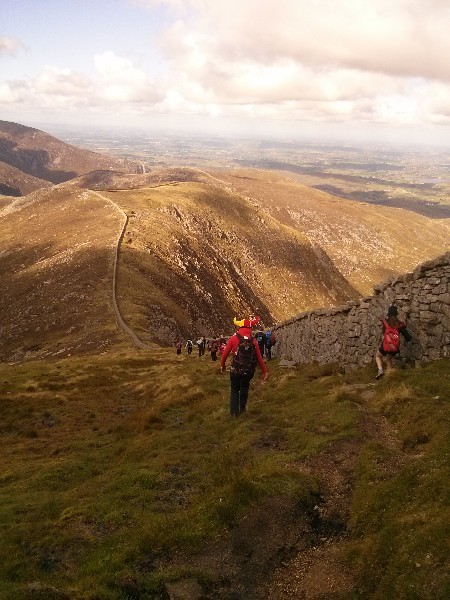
[1,122,449,361]
[0,120,141,187]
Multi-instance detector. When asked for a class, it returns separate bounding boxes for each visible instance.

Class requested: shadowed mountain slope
[0,120,140,188]
[105,180,359,344]
[0,160,51,198]
[79,167,449,342]
[0,186,126,361]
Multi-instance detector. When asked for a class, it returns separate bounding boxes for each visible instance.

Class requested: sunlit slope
[0,187,125,361]
[211,169,450,295]
[0,348,449,599]
[104,181,359,342]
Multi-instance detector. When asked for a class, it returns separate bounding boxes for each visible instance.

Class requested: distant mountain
[0,120,140,190]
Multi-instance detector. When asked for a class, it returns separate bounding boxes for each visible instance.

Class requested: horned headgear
[233,315,260,328]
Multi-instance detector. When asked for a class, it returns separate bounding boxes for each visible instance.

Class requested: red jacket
[221,327,267,375]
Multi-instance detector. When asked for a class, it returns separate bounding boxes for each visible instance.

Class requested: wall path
[273,252,450,371]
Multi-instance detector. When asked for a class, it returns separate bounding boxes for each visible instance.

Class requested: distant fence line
[273,252,450,371]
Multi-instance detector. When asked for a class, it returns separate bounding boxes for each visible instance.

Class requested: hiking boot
[376,369,384,380]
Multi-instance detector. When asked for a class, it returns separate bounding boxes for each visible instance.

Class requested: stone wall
[273,252,450,371]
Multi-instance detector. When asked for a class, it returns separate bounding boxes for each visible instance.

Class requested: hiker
[221,316,268,416]
[175,340,182,355]
[185,339,193,355]
[210,337,219,361]
[218,337,226,355]
[265,329,276,360]
[255,329,266,357]
[375,305,411,379]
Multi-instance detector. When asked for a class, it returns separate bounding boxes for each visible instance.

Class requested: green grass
[347,361,450,599]
[0,351,449,598]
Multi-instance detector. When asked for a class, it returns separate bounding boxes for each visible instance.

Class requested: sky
[1,0,450,145]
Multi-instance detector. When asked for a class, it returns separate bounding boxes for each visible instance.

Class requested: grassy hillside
[1,349,448,599]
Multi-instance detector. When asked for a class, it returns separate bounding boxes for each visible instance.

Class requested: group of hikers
[175,327,277,363]
[175,336,226,359]
[174,305,411,417]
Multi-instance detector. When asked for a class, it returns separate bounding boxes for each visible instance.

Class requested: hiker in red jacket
[221,316,268,416]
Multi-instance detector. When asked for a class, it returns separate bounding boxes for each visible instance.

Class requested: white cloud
[34,66,92,96]
[94,51,163,102]
[1,0,450,138]
[0,80,30,103]
[0,36,24,56]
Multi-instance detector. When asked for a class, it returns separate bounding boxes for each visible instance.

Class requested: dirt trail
[164,380,402,600]
[91,191,152,350]
[254,381,403,600]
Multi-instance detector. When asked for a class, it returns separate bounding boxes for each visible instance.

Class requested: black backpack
[232,333,258,375]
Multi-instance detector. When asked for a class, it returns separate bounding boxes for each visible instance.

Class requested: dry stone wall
[273,252,450,371]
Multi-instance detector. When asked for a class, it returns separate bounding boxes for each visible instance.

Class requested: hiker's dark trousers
[230,372,254,416]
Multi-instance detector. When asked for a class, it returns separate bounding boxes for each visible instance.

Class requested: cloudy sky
[1,0,450,144]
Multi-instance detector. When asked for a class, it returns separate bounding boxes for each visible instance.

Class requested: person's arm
[399,325,412,342]
[221,336,236,371]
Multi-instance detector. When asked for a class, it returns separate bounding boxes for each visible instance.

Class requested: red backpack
[382,319,401,353]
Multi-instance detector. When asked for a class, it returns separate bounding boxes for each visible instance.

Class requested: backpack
[382,319,401,353]
[232,333,258,375]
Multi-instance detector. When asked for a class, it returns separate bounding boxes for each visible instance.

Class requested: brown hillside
[0,186,126,361]
[97,181,360,344]
[0,160,52,196]
[72,166,208,190]
[74,166,449,343]
[0,120,140,187]
[1,165,449,360]
[208,168,450,296]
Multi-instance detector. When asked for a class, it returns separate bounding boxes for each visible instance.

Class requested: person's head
[387,305,398,317]
[387,304,400,326]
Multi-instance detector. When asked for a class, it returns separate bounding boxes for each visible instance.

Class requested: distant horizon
[2,1,449,151]
[5,115,450,152]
